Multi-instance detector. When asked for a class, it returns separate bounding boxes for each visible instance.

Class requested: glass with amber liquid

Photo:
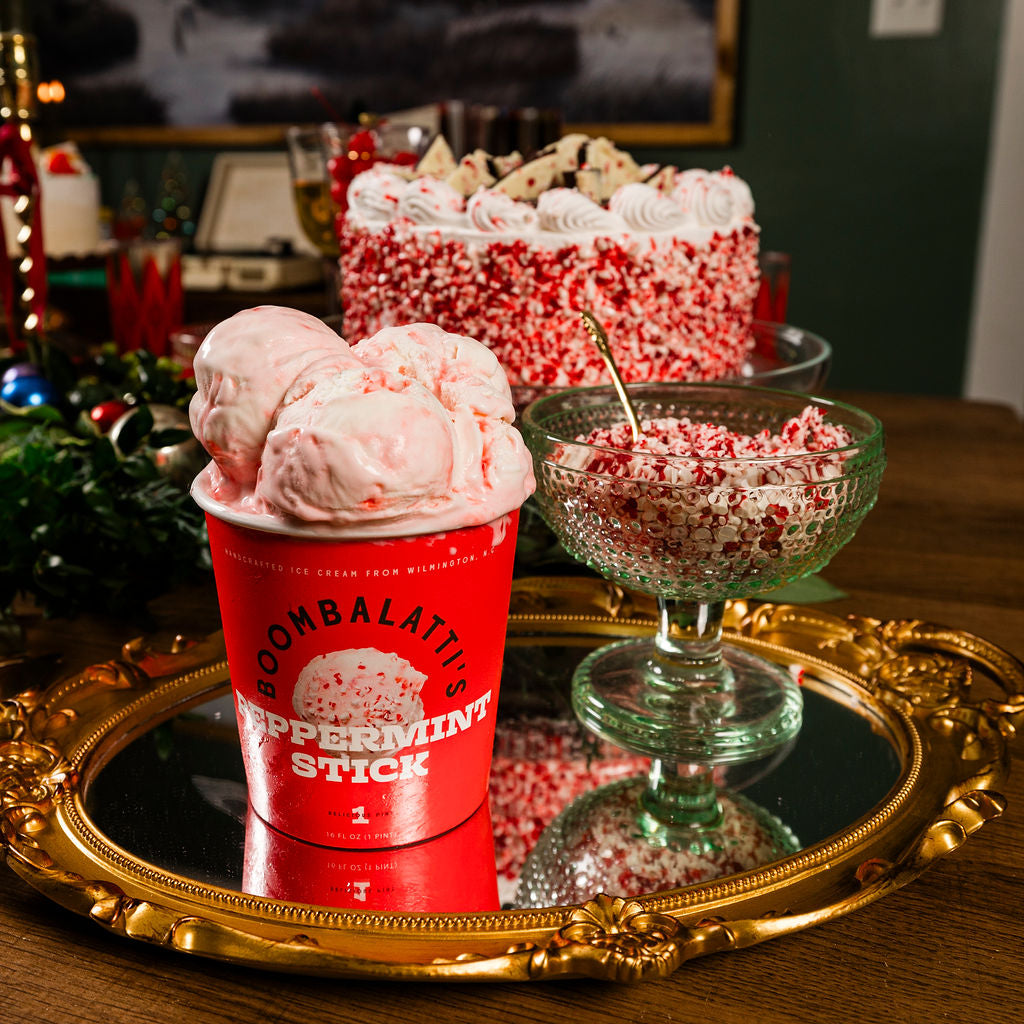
[286,127,340,260]
[285,122,432,314]
[291,178,339,259]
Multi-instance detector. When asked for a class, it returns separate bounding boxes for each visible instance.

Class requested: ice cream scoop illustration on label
[291,647,427,755]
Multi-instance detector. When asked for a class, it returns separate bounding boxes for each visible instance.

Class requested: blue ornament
[1,374,58,408]
[1,361,42,386]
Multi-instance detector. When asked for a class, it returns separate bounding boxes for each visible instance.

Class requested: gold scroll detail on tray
[1,579,1022,983]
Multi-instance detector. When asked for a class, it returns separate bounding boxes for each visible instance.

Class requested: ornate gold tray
[2,577,1022,983]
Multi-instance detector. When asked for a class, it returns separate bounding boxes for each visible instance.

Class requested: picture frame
[565,0,740,147]
[45,0,740,151]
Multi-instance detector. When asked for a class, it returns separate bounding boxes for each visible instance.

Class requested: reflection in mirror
[243,801,499,912]
[83,641,901,912]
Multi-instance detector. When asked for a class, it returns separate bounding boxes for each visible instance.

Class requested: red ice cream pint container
[242,800,500,913]
[203,508,519,848]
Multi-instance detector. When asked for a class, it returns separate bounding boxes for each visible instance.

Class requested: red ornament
[89,400,131,433]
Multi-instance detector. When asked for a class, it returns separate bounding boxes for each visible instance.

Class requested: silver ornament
[109,403,207,488]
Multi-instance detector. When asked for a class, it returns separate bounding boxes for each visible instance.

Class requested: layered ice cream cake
[337,133,760,387]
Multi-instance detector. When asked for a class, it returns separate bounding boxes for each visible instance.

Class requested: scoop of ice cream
[256,364,457,525]
[191,314,535,537]
[292,647,426,753]
[189,306,359,497]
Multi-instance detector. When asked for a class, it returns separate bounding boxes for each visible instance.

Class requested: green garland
[0,348,211,622]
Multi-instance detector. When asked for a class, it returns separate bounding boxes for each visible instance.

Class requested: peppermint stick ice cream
[291,648,427,755]
[189,307,534,848]
[191,307,534,535]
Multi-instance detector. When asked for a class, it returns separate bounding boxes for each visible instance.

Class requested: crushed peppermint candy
[578,404,852,466]
[542,405,857,596]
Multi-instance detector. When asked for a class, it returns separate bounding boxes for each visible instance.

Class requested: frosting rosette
[347,166,407,222]
[396,176,466,226]
[672,169,747,228]
[537,188,626,233]
[467,187,539,233]
[610,182,689,232]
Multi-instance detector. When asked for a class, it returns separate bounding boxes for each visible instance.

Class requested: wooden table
[2,392,1022,1023]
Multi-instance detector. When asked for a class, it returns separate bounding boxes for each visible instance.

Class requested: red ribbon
[0,123,48,351]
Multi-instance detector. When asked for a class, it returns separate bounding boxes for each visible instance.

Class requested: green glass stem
[638,760,723,838]
[650,598,733,688]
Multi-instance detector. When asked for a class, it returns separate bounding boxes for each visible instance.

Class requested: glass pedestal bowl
[735,321,832,392]
[517,383,886,905]
[510,320,833,415]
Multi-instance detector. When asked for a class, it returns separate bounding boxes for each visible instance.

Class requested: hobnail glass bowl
[515,382,885,903]
[510,320,832,413]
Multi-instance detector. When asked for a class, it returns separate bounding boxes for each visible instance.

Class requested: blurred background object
[0,1,1015,409]
[0,2,46,358]
[754,251,791,325]
[106,237,182,356]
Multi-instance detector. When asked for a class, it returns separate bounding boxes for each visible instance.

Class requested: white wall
[966,0,1024,415]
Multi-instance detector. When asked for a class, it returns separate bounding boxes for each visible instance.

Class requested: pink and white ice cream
[190,307,535,536]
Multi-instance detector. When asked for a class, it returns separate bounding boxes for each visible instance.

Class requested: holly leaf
[0,351,209,621]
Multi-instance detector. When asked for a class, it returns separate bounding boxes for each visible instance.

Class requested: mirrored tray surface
[83,641,900,911]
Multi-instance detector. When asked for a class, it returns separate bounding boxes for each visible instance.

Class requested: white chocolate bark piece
[585,137,643,200]
[446,148,497,196]
[415,134,457,178]
[644,165,677,194]
[493,150,524,177]
[493,151,562,200]
[539,132,590,172]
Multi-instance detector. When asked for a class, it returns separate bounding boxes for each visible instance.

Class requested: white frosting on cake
[397,176,466,225]
[466,188,539,233]
[346,167,755,251]
[609,182,689,232]
[347,166,406,221]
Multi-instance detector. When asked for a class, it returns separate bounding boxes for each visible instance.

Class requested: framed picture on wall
[562,0,740,146]
[35,0,740,149]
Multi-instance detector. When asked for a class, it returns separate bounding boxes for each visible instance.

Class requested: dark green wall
[638,0,1007,395]
[80,1,1007,396]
